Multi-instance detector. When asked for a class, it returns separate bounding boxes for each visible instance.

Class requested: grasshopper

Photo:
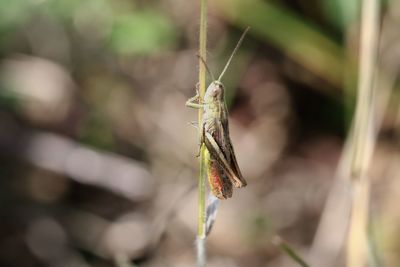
[186,28,249,199]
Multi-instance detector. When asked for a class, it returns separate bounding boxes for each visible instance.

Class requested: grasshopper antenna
[197,54,215,81]
[217,27,250,82]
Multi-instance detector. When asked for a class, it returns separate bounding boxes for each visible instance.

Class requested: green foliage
[109,10,177,55]
[321,0,360,30]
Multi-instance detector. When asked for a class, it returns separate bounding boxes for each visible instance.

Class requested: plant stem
[197,0,207,266]
[273,236,311,267]
[347,0,380,266]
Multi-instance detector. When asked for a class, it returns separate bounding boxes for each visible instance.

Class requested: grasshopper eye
[212,83,223,97]
[212,86,221,96]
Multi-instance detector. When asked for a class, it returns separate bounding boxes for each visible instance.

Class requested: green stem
[273,236,311,267]
[197,0,207,266]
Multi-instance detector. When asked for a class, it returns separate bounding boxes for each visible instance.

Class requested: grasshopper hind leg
[206,151,233,199]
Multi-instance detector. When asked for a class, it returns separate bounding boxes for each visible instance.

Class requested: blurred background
[0,0,399,266]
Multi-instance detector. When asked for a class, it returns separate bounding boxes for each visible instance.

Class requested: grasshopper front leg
[186,93,206,156]
[192,122,206,157]
[186,83,206,109]
[185,94,204,109]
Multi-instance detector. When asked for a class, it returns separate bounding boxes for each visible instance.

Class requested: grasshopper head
[210,81,224,100]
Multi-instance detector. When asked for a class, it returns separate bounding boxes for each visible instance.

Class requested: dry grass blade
[272,236,311,267]
[347,0,380,266]
[196,0,208,266]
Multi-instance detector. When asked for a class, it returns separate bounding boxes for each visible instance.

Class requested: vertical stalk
[196,0,207,266]
[347,0,380,267]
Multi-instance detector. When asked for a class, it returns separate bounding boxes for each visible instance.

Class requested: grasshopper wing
[202,98,247,189]
[219,106,247,187]
[224,133,247,187]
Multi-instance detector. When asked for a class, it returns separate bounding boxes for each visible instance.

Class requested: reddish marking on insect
[209,162,223,193]
[207,157,232,199]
